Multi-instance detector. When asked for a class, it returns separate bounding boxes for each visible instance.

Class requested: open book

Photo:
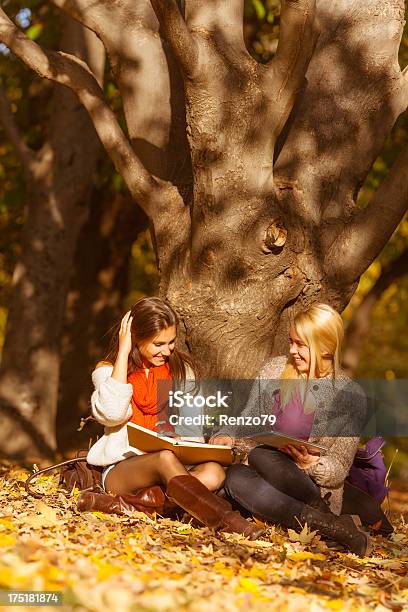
[248,431,327,454]
[127,422,234,465]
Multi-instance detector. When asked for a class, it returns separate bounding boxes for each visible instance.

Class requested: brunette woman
[78,297,263,539]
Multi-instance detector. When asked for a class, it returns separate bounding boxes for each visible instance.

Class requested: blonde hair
[280,303,344,406]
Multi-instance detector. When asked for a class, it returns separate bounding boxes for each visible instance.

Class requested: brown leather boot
[77,486,169,516]
[166,474,264,540]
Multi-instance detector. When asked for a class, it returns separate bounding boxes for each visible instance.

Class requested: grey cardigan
[218,356,367,515]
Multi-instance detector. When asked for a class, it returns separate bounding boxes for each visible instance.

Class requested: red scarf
[127,363,173,432]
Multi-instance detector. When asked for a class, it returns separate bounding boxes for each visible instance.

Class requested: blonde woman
[212,304,372,556]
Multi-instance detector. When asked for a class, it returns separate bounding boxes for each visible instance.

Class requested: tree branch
[0,86,35,175]
[342,248,408,374]
[0,8,177,220]
[184,0,246,46]
[52,0,192,187]
[150,0,198,77]
[273,0,405,222]
[50,0,100,34]
[325,146,408,284]
[269,0,317,100]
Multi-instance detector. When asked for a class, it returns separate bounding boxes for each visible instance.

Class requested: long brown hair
[105,297,196,380]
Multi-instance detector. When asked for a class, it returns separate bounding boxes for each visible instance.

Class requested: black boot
[308,492,332,513]
[341,482,394,536]
[299,506,372,557]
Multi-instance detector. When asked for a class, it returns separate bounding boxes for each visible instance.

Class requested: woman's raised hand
[111,311,133,383]
[118,311,133,357]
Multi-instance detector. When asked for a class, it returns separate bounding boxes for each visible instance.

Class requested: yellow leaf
[390,533,406,544]
[25,501,62,529]
[41,565,66,589]
[241,539,274,549]
[0,534,16,547]
[287,551,326,562]
[0,517,15,531]
[218,567,234,578]
[8,469,29,482]
[0,556,43,588]
[288,523,318,545]
[96,561,122,581]
[32,475,60,495]
[176,524,194,535]
[0,567,17,587]
[325,600,345,610]
[213,561,226,571]
[201,544,213,554]
[248,567,267,580]
[89,511,110,520]
[237,577,260,594]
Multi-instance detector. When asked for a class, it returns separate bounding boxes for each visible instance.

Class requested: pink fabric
[272,388,314,440]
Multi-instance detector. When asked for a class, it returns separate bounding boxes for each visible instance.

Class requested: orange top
[127,363,173,432]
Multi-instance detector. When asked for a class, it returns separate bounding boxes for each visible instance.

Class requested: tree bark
[0,17,104,459]
[155,0,407,376]
[57,190,148,451]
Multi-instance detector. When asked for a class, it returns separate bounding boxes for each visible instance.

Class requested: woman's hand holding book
[208,434,233,447]
[280,444,320,469]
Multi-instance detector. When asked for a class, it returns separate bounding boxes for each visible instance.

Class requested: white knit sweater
[87,365,202,466]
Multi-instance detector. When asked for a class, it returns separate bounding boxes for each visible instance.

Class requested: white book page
[127,422,230,449]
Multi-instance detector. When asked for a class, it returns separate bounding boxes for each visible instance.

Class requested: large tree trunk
[0,17,104,459]
[1,0,407,408]
[57,190,147,451]
[158,0,408,377]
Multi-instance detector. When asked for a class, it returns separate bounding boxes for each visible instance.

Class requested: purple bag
[346,437,388,503]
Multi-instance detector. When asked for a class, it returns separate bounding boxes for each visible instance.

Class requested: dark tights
[225,446,321,528]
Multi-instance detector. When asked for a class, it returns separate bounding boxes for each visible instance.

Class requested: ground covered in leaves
[0,464,407,611]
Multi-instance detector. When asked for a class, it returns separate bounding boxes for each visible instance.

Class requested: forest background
[0,0,407,477]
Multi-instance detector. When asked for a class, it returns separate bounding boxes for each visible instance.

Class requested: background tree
[57,187,148,450]
[343,246,408,376]
[341,109,408,379]
[0,3,151,459]
[0,0,407,458]
[0,5,105,458]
